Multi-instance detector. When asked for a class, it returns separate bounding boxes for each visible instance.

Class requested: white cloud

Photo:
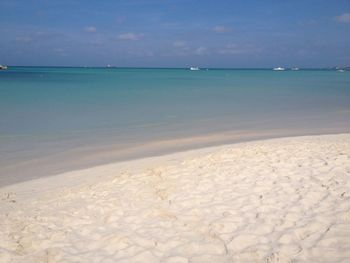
[84,26,97,33]
[217,44,261,55]
[117,32,144,41]
[15,37,32,43]
[34,31,61,40]
[194,46,208,55]
[173,41,186,48]
[53,48,67,56]
[14,31,61,44]
[217,44,243,54]
[53,48,64,52]
[126,49,154,57]
[213,25,231,33]
[166,41,191,56]
[335,13,350,23]
[88,40,103,46]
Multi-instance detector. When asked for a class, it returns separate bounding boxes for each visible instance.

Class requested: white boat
[273,67,285,71]
[338,69,345,72]
[0,65,8,70]
[190,66,200,71]
[291,67,299,71]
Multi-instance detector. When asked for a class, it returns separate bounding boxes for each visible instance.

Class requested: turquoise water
[1,67,350,184]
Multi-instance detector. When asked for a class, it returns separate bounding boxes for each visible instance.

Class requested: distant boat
[0,65,8,70]
[291,67,299,71]
[338,69,345,72]
[190,66,200,71]
[273,67,285,71]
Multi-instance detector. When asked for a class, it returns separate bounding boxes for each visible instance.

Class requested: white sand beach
[1,134,350,262]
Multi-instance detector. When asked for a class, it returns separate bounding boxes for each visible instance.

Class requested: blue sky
[0,0,349,67]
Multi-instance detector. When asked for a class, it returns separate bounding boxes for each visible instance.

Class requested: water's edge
[1,126,349,187]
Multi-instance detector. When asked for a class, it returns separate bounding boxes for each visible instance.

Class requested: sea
[1,67,350,185]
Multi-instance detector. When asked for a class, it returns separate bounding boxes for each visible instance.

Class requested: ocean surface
[1,67,350,185]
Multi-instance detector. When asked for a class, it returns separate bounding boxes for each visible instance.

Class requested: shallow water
[1,67,350,185]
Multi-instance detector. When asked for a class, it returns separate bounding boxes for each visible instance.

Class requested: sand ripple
[1,134,350,262]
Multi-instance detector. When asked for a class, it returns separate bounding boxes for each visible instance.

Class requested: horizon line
[2,65,348,70]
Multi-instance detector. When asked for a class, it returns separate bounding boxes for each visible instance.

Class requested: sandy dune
[1,134,350,262]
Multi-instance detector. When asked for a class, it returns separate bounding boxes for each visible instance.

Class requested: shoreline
[1,126,350,187]
[1,133,350,262]
[1,132,349,199]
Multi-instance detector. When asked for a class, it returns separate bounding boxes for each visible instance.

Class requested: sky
[0,0,349,67]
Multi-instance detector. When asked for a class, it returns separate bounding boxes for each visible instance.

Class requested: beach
[1,133,350,262]
[2,0,350,262]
